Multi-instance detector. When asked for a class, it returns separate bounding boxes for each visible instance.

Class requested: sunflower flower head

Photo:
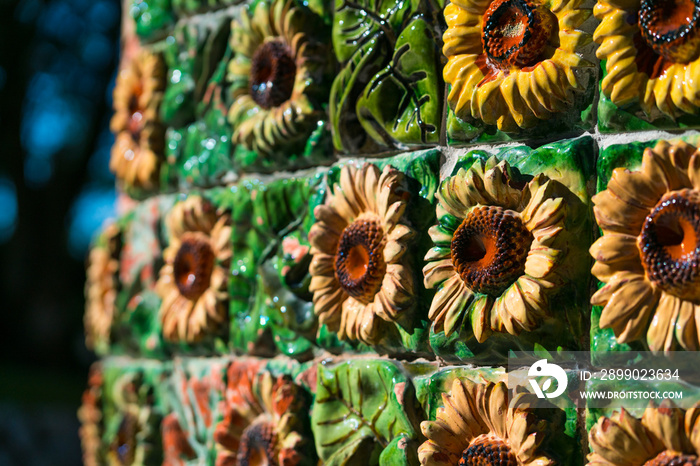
[79,366,105,466]
[424,158,567,342]
[588,400,700,465]
[156,195,232,343]
[419,379,555,466]
[85,223,122,351]
[591,140,700,353]
[308,163,416,345]
[594,0,700,119]
[227,0,330,157]
[443,0,592,132]
[110,49,166,190]
[214,361,307,466]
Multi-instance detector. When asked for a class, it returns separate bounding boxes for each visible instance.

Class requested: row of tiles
[79,355,700,465]
[86,135,700,363]
[115,0,700,196]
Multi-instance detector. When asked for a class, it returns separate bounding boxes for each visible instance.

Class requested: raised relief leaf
[356,18,440,147]
[332,0,411,62]
[165,361,225,464]
[312,360,417,465]
[162,19,230,128]
[330,37,389,152]
[330,0,412,152]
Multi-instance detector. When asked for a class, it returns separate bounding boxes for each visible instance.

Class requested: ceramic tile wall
[80,0,700,462]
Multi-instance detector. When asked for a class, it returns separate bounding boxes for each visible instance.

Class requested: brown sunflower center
[644,450,700,466]
[638,0,700,62]
[173,233,216,300]
[482,0,555,69]
[236,421,278,466]
[249,39,296,109]
[334,217,386,304]
[639,189,700,301]
[459,433,518,466]
[111,413,138,465]
[451,206,533,296]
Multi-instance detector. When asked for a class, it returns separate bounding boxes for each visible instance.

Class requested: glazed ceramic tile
[160,15,231,128]
[78,365,104,465]
[443,0,596,144]
[427,137,594,363]
[595,0,700,133]
[309,149,442,356]
[311,359,421,465]
[225,0,335,172]
[84,223,124,356]
[79,360,170,465]
[155,194,233,347]
[162,358,227,464]
[111,48,168,197]
[214,357,316,465]
[330,0,443,153]
[591,136,700,359]
[159,14,235,189]
[86,196,175,358]
[415,367,581,465]
[209,173,324,357]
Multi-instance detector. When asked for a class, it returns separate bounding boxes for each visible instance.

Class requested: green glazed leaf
[329,37,388,152]
[332,0,410,62]
[356,18,440,147]
[131,0,174,40]
[379,434,419,466]
[312,360,416,465]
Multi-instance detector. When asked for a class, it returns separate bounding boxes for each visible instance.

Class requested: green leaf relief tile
[312,360,419,465]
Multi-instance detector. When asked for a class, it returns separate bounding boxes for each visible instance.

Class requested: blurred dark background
[0,0,121,462]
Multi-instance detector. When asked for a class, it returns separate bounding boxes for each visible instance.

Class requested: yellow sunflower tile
[443,0,594,135]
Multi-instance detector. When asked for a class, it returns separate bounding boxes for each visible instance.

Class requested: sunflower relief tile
[591,137,700,356]
[98,361,169,465]
[308,149,442,356]
[226,0,335,172]
[309,163,420,347]
[595,0,700,132]
[111,48,168,197]
[214,358,315,465]
[156,195,233,345]
[87,196,175,358]
[78,365,106,466]
[587,401,700,465]
[85,224,123,355]
[418,376,580,465]
[426,137,594,363]
[443,0,596,143]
